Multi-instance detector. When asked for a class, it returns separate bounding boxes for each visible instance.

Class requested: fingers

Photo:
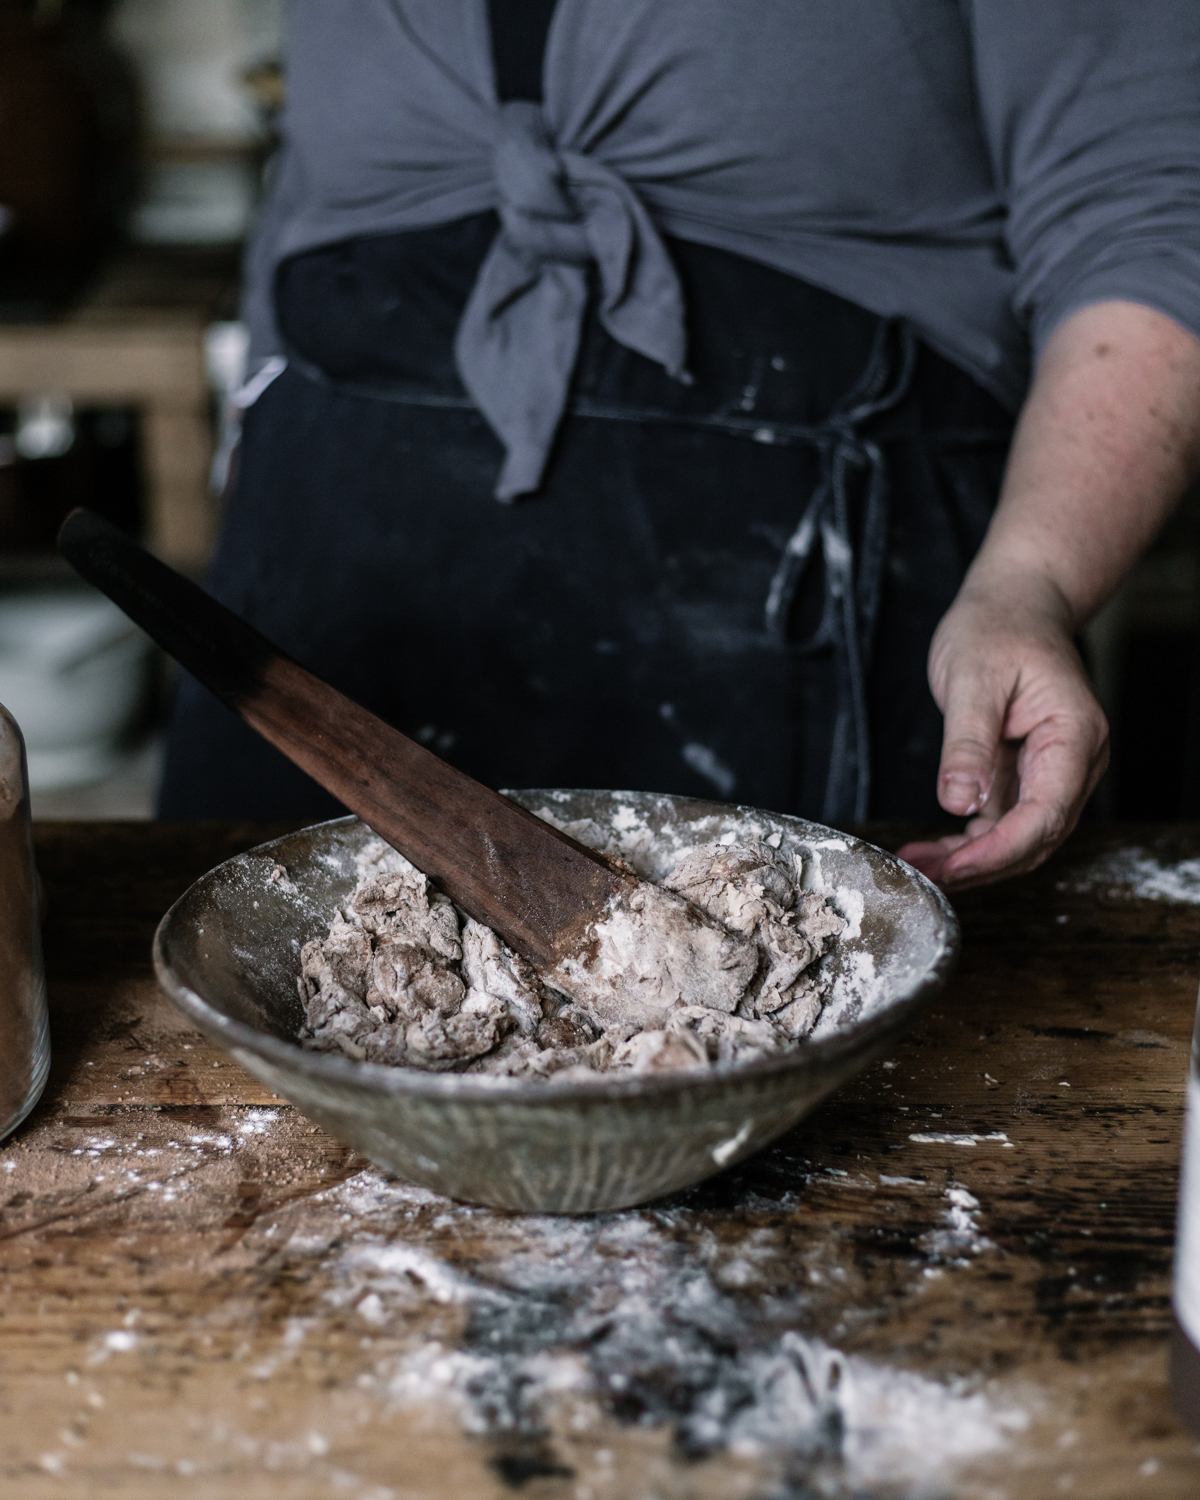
[901,704,1108,890]
[896,815,1000,883]
[899,801,1061,890]
[894,831,973,886]
[934,665,1008,818]
[940,716,1107,887]
[937,799,1065,888]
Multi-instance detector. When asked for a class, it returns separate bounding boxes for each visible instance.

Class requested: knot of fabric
[456,101,689,500]
[764,322,918,826]
[492,104,591,267]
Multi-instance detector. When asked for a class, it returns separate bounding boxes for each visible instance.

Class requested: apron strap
[764,321,918,824]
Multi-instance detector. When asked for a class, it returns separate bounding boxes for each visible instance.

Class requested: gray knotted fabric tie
[455,101,690,501]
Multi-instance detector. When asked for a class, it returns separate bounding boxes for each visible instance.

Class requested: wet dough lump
[298,839,845,1079]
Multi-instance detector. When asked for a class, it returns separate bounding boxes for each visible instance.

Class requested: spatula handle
[57,509,279,711]
[57,510,619,966]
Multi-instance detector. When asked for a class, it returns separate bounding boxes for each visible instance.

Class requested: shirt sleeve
[966,0,1200,355]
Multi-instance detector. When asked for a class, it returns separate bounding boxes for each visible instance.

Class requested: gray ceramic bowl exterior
[153,792,959,1213]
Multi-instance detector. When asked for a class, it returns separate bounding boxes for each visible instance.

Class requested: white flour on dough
[297,839,844,1079]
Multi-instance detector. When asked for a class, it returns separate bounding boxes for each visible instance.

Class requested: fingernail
[942,775,984,814]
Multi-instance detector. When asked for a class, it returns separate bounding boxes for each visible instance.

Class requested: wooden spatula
[58,510,757,1025]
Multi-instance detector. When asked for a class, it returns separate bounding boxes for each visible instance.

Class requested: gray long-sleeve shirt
[245,0,1200,497]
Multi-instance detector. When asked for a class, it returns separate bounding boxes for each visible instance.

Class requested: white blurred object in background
[131,159,259,245]
[0,590,152,790]
[205,319,248,494]
[112,0,280,140]
[205,319,249,393]
[14,396,75,462]
[204,323,284,496]
[111,0,282,245]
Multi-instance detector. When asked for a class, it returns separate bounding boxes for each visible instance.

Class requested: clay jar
[0,702,48,1141]
[1172,1008,1200,1434]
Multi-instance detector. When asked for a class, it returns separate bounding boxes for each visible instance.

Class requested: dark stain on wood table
[1,820,1199,1498]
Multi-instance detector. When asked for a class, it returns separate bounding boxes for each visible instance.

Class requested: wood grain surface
[1,820,1199,1499]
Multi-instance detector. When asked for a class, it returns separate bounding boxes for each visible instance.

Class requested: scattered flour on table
[297,837,845,1077]
[305,1171,1027,1493]
[43,1110,285,1207]
[1067,848,1200,904]
[908,1131,1013,1148]
[920,1186,997,1264]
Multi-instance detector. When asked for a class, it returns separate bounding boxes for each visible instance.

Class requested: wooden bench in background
[0,246,240,570]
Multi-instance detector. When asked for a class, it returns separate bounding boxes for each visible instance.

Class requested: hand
[896,571,1109,890]
[897,301,1200,889]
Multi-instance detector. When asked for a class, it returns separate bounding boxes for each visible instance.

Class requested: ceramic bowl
[153,792,958,1213]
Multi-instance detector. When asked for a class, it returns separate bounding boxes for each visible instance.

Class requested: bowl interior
[158,790,957,1082]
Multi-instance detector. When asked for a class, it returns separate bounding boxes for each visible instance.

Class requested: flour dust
[1066,848,1200,904]
[299,1169,1027,1496]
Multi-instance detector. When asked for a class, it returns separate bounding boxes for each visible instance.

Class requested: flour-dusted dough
[298,840,845,1078]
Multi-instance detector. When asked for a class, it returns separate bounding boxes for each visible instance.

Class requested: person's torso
[278,0,1001,253]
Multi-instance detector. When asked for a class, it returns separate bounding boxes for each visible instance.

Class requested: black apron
[158,4,1014,825]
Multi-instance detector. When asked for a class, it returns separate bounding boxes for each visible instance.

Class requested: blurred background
[0,0,1195,822]
[0,0,280,815]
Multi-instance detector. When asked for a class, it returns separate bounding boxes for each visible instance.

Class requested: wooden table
[2,821,1200,1499]
[0,248,240,568]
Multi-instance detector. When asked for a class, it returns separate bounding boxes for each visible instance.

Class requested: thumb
[935,668,1007,818]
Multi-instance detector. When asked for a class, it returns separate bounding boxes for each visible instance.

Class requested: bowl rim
[153,806,961,1105]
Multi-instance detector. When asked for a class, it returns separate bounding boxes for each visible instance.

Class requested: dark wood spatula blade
[57,509,623,967]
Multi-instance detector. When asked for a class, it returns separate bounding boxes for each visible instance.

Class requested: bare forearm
[901,300,1200,889]
[962,300,1200,629]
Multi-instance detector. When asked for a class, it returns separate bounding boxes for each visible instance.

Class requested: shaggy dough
[298,839,845,1079]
